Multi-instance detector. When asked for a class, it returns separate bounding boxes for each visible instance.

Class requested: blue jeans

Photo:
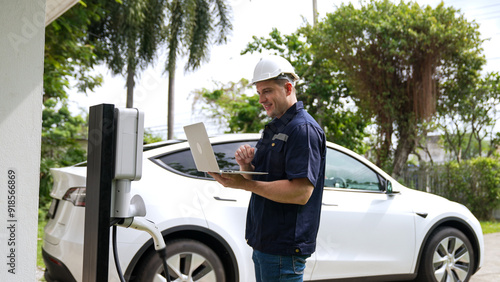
[252,249,310,282]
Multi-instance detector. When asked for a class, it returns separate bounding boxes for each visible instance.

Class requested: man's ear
[285,82,293,95]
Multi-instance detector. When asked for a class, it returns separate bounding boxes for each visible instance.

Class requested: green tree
[438,72,500,161]
[242,28,369,152]
[309,0,485,176]
[89,0,168,108]
[164,0,232,139]
[44,0,106,101]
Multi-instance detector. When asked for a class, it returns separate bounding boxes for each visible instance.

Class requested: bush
[401,157,500,220]
[466,158,500,219]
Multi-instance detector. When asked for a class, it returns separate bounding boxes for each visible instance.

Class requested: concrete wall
[0,0,46,280]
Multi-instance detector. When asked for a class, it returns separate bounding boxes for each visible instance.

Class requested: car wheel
[134,239,226,282]
[417,227,475,282]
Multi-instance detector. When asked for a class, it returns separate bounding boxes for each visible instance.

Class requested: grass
[37,202,50,271]
[37,218,46,268]
[37,216,47,282]
[480,220,500,234]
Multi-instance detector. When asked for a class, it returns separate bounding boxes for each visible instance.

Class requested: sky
[68,0,500,138]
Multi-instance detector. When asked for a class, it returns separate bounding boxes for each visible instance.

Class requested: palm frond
[185,0,212,70]
[212,0,232,44]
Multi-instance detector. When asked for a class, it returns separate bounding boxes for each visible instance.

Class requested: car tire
[416,227,475,282]
[133,238,226,282]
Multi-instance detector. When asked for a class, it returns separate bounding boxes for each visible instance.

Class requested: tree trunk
[392,123,417,179]
[374,120,393,172]
[167,66,175,139]
[126,65,135,108]
[312,0,318,26]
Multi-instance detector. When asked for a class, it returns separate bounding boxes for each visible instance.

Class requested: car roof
[143,139,185,151]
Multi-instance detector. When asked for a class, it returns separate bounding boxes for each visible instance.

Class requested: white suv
[43,134,484,282]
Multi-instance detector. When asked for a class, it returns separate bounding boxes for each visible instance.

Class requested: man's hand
[208,172,248,189]
[235,144,255,170]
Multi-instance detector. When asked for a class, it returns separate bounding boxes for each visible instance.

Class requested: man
[209,55,326,282]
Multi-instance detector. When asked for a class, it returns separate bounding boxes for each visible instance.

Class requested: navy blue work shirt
[246,101,326,256]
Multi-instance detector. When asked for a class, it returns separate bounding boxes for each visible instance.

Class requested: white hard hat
[251,55,299,85]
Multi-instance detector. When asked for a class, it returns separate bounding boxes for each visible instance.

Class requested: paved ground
[470,232,500,281]
[36,267,43,281]
[37,233,499,281]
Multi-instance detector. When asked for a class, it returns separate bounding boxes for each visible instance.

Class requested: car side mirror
[386,181,393,194]
[386,181,399,195]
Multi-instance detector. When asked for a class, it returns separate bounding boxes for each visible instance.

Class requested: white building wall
[0,0,46,280]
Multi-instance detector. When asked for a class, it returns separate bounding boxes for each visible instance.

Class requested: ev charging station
[83,104,169,282]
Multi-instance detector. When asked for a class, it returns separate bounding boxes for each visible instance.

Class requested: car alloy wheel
[418,227,474,282]
[133,239,226,282]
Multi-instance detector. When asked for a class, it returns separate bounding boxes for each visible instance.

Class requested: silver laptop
[183,122,268,175]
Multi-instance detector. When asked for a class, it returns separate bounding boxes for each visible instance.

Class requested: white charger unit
[112,108,146,218]
[114,108,144,180]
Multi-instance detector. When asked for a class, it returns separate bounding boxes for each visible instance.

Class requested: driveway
[470,232,500,281]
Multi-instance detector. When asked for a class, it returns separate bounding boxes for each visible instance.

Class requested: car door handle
[214,196,237,202]
[322,202,338,206]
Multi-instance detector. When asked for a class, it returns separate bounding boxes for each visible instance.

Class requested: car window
[324,148,382,191]
[155,141,257,178]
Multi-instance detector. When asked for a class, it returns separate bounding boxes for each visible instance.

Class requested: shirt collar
[266,101,303,133]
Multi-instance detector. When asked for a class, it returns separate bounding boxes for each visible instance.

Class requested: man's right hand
[235,144,255,171]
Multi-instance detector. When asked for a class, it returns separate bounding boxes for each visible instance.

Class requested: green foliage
[440,132,500,162]
[192,79,269,133]
[404,157,500,220]
[443,158,500,220]
[40,99,87,205]
[308,0,485,176]
[144,129,165,144]
[438,72,500,161]
[243,28,370,153]
[44,0,107,100]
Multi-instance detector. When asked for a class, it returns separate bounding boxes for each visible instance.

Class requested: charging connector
[117,217,165,250]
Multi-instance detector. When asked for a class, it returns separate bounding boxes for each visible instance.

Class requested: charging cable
[114,217,171,282]
[112,224,126,282]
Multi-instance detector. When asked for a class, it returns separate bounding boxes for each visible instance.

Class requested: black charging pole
[83,104,115,282]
